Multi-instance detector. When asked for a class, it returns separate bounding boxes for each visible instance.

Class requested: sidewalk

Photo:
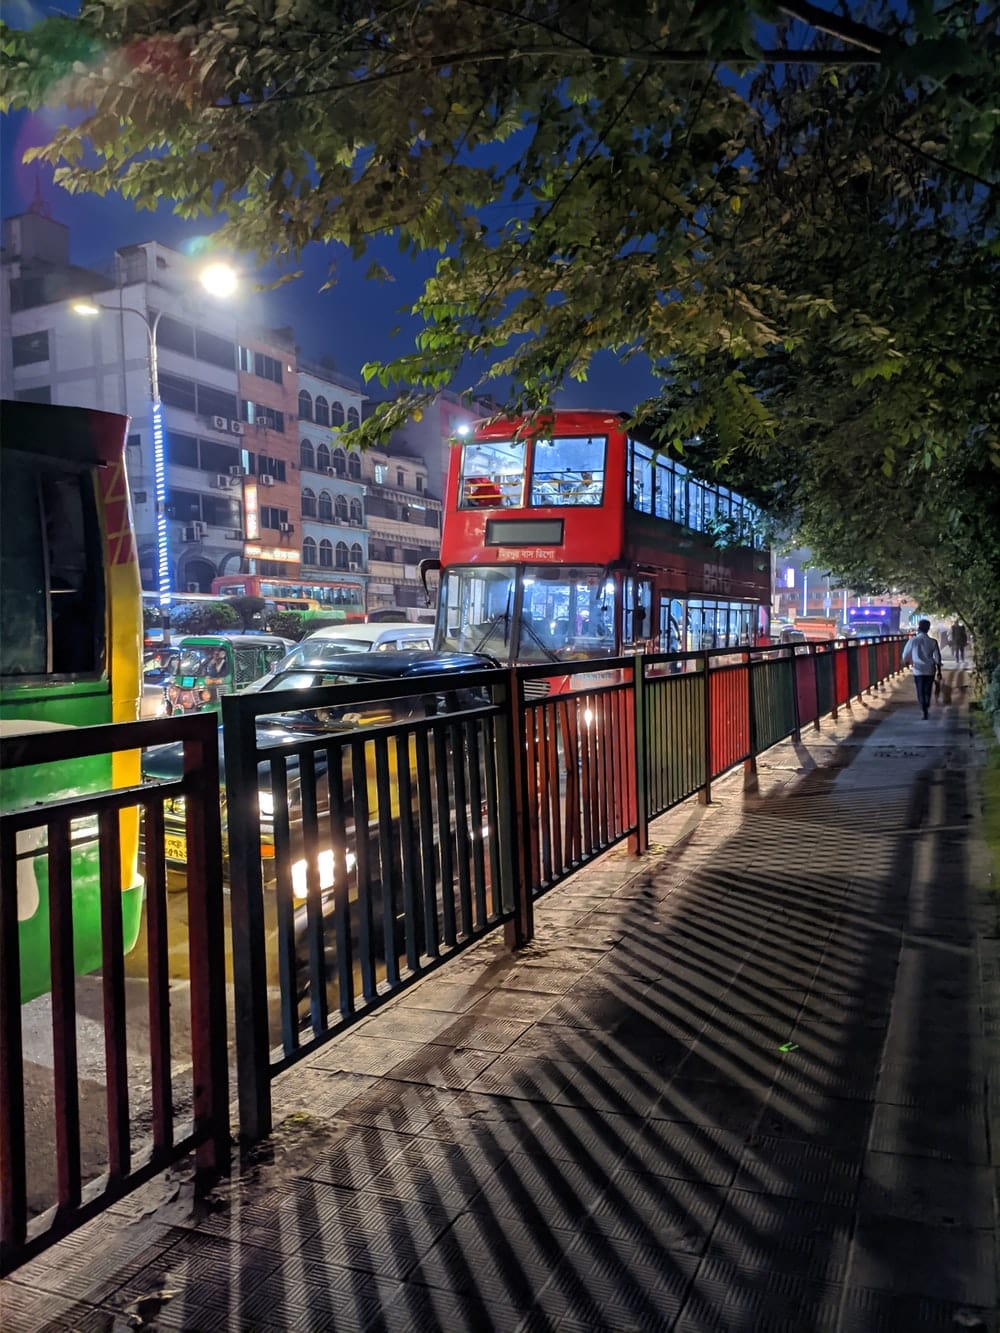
[3,663,996,1332]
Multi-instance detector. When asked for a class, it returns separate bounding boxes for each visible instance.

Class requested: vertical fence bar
[465,720,488,931]
[451,724,473,938]
[48,819,81,1209]
[352,740,378,1002]
[396,732,421,973]
[269,758,299,1057]
[373,736,400,985]
[501,667,533,949]
[223,695,273,1144]
[325,742,356,1020]
[183,721,230,1177]
[700,656,713,804]
[142,800,173,1156]
[630,654,648,854]
[0,830,26,1264]
[299,750,329,1038]
[98,807,129,1181]
[433,728,457,947]
[414,732,439,960]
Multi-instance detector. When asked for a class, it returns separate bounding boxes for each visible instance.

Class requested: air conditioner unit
[211,415,228,431]
[350,518,363,527]
[259,474,275,487]
[278,522,294,534]
[325,466,336,476]
[182,525,203,543]
[228,529,245,541]
[193,520,207,536]
[186,582,201,593]
[228,465,246,478]
[229,420,245,435]
[212,474,230,488]
[349,561,362,571]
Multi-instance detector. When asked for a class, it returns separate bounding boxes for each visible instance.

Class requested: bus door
[622,577,652,651]
[658,597,685,653]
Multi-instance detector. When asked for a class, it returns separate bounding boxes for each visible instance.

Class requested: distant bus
[210,574,365,621]
[1,401,144,1002]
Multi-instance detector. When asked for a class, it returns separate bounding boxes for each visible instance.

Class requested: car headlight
[291,849,357,901]
[258,791,274,817]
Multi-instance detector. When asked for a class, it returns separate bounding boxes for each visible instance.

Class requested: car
[244,622,436,694]
[141,650,499,881]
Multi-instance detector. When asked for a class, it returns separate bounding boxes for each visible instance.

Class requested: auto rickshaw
[166,633,295,716]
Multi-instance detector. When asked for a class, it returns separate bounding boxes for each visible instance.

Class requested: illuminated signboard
[151,399,171,607]
[244,543,299,564]
[243,479,260,539]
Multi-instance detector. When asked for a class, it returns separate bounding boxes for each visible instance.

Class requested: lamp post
[73,262,238,636]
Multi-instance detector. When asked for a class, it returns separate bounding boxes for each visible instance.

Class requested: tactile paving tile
[407,1211,578,1311]
[112,1229,282,1331]
[180,1180,332,1251]
[531,1231,700,1331]
[584,1172,723,1253]
[431,1014,535,1051]
[295,1190,455,1280]
[674,1261,843,1332]
[546,1058,667,1118]
[867,1101,989,1163]
[733,1135,862,1208]
[756,1088,874,1150]
[838,1284,997,1332]
[296,1124,417,1188]
[234,1263,399,1332]
[467,1151,608,1232]
[373,1281,527,1332]
[6,1219,178,1303]
[0,1282,116,1333]
[365,1137,506,1207]
[702,1189,854,1283]
[385,1046,498,1091]
[309,1036,430,1077]
[614,1119,744,1187]
[418,1090,546,1154]
[271,1068,377,1119]
[466,1052,574,1103]
[337,1081,459,1135]
[856,1150,994,1228]
[650,1076,767,1137]
[848,1214,996,1307]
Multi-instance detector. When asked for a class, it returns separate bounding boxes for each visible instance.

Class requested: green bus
[1,400,144,1002]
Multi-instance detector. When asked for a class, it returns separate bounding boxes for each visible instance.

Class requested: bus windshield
[438,565,617,663]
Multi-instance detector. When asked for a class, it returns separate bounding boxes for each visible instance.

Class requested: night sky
[2,5,659,412]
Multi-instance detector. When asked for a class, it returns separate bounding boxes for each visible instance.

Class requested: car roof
[304,622,429,642]
[177,633,294,647]
[264,650,497,683]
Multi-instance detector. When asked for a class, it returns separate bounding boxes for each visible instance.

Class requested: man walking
[902,619,943,719]
[951,622,968,665]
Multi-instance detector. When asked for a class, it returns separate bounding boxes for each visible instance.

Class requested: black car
[141,650,498,879]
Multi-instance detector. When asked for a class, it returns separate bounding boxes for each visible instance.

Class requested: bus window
[622,578,652,646]
[518,568,615,661]
[629,441,653,514]
[460,439,525,508]
[1,456,103,677]
[529,436,607,506]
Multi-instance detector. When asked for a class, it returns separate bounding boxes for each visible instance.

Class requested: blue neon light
[151,399,171,607]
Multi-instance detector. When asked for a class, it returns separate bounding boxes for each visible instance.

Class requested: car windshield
[275,641,375,671]
[177,648,229,677]
[260,671,372,691]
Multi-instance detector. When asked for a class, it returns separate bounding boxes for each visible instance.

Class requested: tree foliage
[169,601,239,635]
[2,1,997,646]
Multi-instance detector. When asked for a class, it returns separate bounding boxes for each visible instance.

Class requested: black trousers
[913,674,934,712]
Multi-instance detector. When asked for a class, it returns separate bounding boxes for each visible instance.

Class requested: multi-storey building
[0,208,295,594]
[296,362,368,616]
[361,443,442,612]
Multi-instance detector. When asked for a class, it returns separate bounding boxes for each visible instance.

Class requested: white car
[243,621,435,693]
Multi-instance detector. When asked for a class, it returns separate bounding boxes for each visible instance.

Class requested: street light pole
[73,263,237,643]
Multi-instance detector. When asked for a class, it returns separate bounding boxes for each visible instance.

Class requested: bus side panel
[101,451,144,960]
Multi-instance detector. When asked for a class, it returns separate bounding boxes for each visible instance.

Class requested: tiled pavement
[3,664,997,1331]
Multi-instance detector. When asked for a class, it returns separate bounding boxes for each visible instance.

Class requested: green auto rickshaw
[166,633,295,715]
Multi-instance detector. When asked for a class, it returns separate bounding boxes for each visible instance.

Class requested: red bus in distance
[429,408,771,668]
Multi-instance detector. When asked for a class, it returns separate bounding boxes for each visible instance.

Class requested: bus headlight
[291,849,357,900]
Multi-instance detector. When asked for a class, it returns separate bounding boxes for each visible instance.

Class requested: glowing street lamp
[72,261,239,625]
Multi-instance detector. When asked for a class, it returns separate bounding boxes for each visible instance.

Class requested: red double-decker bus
[428,408,771,668]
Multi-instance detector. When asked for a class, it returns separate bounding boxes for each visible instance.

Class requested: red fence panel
[708,659,751,778]
[794,649,819,729]
[834,645,850,705]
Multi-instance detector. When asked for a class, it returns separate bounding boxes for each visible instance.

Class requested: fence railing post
[790,647,802,743]
[183,716,231,1177]
[629,653,649,855]
[745,651,758,783]
[497,667,533,950]
[813,646,822,730]
[222,695,273,1145]
[699,653,713,805]
[0,833,26,1270]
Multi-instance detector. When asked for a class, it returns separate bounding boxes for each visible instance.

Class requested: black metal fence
[0,714,228,1277]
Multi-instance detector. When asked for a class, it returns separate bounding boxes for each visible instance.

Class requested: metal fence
[1,635,903,1271]
[0,714,228,1276]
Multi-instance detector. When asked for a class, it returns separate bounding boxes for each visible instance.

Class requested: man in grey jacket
[901,619,943,719]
